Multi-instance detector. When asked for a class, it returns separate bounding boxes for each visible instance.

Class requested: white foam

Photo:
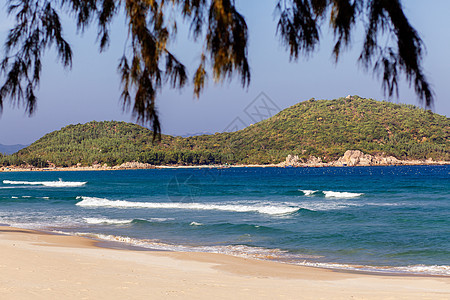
[323,191,363,198]
[19,228,450,276]
[11,196,18,199]
[66,232,450,275]
[299,201,362,211]
[148,218,174,222]
[300,190,318,196]
[76,196,299,216]
[391,264,450,276]
[190,221,203,226]
[83,218,133,225]
[298,261,450,276]
[3,180,87,187]
[0,215,82,230]
[83,217,173,224]
[69,232,306,260]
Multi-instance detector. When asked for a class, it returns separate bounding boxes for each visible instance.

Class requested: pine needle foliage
[1,1,434,138]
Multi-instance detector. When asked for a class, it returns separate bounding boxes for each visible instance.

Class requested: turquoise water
[1,166,449,275]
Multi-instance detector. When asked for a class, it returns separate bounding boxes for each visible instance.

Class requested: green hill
[2,96,449,167]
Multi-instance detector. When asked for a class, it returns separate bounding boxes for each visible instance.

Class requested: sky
[0,0,449,145]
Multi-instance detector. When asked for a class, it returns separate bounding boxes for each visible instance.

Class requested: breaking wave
[323,191,363,198]
[66,231,318,260]
[298,261,450,276]
[3,180,87,187]
[76,196,299,216]
[300,190,318,196]
[83,218,134,225]
[299,189,364,198]
[190,221,203,226]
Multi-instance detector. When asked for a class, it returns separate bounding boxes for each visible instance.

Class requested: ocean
[1,166,449,276]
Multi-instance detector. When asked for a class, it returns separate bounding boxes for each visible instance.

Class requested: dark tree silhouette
[0,0,433,138]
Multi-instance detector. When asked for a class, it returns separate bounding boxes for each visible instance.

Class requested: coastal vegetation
[1,97,448,167]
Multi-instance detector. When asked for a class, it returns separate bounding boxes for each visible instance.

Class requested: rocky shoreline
[1,150,448,172]
[278,150,449,167]
[0,161,156,172]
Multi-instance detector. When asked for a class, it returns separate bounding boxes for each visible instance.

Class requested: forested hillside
[1,96,448,167]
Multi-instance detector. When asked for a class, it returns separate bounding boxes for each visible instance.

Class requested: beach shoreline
[1,225,449,299]
[1,159,449,172]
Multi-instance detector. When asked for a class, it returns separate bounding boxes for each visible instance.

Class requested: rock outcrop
[280,150,447,167]
[334,150,400,166]
[280,154,325,167]
[284,155,300,166]
[113,161,155,169]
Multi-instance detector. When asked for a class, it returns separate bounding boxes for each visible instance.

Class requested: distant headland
[1,96,448,170]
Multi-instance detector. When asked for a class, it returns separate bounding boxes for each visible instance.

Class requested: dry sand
[0,226,449,299]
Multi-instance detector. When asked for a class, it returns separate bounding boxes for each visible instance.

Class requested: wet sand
[0,226,449,299]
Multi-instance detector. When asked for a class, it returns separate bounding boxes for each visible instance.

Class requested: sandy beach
[0,226,449,299]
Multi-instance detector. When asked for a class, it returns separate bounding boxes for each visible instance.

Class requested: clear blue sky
[0,0,449,145]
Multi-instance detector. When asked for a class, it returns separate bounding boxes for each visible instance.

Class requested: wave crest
[83,218,133,225]
[299,189,364,198]
[323,191,363,198]
[76,196,299,215]
[3,180,87,187]
[190,221,203,226]
[300,190,318,196]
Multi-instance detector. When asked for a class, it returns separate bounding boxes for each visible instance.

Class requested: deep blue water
[1,166,449,275]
